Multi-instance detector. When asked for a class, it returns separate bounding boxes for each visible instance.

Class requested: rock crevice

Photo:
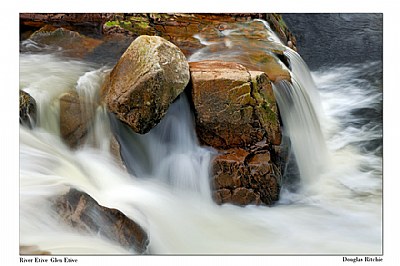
[189,60,285,206]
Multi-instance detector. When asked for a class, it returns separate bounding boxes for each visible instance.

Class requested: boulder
[53,188,149,254]
[19,90,37,129]
[103,35,190,134]
[20,245,51,255]
[189,60,281,149]
[189,60,285,206]
[59,91,92,149]
[212,148,280,206]
[27,25,103,58]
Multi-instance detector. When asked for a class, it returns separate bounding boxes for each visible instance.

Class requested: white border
[3,0,399,265]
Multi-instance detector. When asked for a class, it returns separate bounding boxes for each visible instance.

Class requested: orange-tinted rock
[231,188,262,205]
[189,60,281,149]
[28,26,103,58]
[212,148,280,206]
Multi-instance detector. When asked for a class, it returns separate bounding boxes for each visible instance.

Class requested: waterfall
[109,94,213,200]
[249,18,330,190]
[18,15,382,255]
[272,49,329,190]
[273,78,328,188]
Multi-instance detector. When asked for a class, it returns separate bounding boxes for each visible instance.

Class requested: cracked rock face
[189,60,284,206]
[103,35,190,134]
[189,60,281,149]
[212,147,281,206]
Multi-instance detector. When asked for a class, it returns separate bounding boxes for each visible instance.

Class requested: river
[19,14,382,255]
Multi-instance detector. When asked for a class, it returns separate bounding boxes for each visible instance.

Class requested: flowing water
[19,15,382,255]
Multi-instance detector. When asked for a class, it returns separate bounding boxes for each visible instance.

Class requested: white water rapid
[19,19,382,256]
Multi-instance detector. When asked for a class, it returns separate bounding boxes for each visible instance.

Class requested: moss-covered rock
[189,60,281,148]
[103,35,190,134]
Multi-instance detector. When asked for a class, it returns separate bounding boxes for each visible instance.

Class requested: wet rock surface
[25,25,103,58]
[53,188,149,254]
[189,60,285,206]
[212,146,282,206]
[20,245,51,255]
[19,90,37,129]
[103,35,190,134]
[20,13,293,208]
[189,60,281,149]
[59,91,93,149]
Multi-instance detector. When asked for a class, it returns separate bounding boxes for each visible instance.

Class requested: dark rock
[264,13,297,51]
[53,188,149,254]
[19,90,37,129]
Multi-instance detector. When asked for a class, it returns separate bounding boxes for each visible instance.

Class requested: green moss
[105,20,134,30]
[261,102,277,122]
[104,21,119,27]
[105,17,153,35]
[136,21,149,29]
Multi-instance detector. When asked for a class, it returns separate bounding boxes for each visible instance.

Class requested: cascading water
[273,78,328,188]
[19,15,382,255]
[109,94,213,200]
[272,48,329,190]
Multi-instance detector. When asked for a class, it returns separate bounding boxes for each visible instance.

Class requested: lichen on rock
[189,60,281,149]
[189,60,285,206]
[103,35,190,134]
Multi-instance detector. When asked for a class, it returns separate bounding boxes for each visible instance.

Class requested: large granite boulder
[189,60,285,206]
[19,90,37,129]
[102,35,190,134]
[53,188,149,254]
[189,60,281,149]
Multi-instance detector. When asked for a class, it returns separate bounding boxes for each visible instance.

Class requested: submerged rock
[53,188,149,254]
[20,245,51,255]
[110,134,127,171]
[103,35,190,134]
[59,91,93,149]
[19,90,37,129]
[27,25,103,58]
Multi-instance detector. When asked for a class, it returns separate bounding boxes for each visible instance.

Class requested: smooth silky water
[19,17,382,254]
